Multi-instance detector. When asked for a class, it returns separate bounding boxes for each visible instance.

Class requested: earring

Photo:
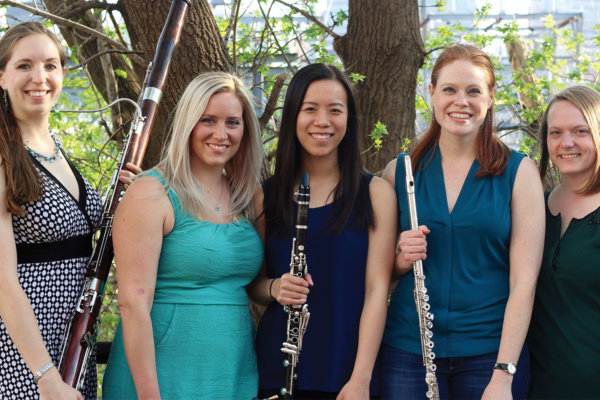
[487,110,491,125]
[432,109,436,122]
[3,90,8,112]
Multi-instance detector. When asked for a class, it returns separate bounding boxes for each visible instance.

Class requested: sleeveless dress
[102,170,264,400]
[527,193,600,398]
[0,154,102,400]
[256,174,379,395]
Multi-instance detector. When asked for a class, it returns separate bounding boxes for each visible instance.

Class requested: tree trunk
[334,0,424,173]
[120,0,234,168]
[46,0,234,169]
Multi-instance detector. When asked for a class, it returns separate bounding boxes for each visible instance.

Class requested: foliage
[419,2,600,160]
[8,1,600,394]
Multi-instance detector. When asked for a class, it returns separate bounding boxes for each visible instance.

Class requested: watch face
[507,364,517,374]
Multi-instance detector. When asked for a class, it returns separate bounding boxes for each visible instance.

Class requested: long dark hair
[411,44,509,176]
[265,63,373,237]
[0,21,67,214]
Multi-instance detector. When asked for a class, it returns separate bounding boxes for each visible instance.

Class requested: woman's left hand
[337,377,369,400]
[118,162,143,189]
[481,373,513,400]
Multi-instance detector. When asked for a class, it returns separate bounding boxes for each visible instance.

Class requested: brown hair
[0,21,67,214]
[539,85,600,194]
[411,43,510,176]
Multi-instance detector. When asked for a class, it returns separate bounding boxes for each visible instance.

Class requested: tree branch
[258,1,295,72]
[68,48,143,70]
[57,1,120,19]
[259,73,288,130]
[273,0,341,39]
[0,0,144,65]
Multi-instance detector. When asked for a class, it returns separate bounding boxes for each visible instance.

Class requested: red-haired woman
[381,44,545,399]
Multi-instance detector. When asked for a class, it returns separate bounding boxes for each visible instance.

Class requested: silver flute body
[279,173,311,399]
[404,156,440,400]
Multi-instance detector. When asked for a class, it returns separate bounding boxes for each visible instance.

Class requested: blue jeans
[380,344,529,400]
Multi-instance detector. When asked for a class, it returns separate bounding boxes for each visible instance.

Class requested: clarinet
[57,0,190,389]
[404,156,440,400]
[280,172,311,399]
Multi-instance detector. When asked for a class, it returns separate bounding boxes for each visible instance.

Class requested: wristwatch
[494,362,517,376]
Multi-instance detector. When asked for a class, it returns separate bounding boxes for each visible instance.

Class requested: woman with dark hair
[381,44,545,399]
[249,63,397,399]
[527,85,600,399]
[0,21,137,400]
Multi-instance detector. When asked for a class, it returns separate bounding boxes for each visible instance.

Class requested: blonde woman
[102,72,264,399]
[528,85,600,399]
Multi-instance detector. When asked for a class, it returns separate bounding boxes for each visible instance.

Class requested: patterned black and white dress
[0,154,102,399]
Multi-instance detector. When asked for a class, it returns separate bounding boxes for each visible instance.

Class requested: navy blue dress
[256,175,378,395]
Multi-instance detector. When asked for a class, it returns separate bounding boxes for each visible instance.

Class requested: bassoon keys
[57,0,190,389]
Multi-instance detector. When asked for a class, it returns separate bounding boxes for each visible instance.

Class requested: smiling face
[295,79,348,161]
[429,59,495,142]
[546,99,598,182]
[0,33,65,122]
[189,91,245,172]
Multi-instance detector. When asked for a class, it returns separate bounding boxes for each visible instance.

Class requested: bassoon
[404,156,440,400]
[280,172,311,399]
[57,0,190,389]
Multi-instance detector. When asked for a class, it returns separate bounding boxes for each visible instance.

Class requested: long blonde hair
[155,71,264,219]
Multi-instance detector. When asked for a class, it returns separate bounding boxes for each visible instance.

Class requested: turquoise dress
[102,170,263,400]
[384,148,525,357]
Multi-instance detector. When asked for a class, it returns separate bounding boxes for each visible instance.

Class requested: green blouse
[528,192,600,399]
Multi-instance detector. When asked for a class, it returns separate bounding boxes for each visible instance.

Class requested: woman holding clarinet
[381,44,544,399]
[249,63,397,399]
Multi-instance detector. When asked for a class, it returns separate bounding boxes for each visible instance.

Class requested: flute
[57,0,190,389]
[280,172,311,399]
[404,156,440,400]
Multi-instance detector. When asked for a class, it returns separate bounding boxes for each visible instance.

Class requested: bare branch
[223,0,241,44]
[68,49,143,71]
[231,0,242,68]
[273,0,340,39]
[0,0,144,65]
[257,1,295,72]
[108,10,128,47]
[259,73,288,130]
[57,1,120,19]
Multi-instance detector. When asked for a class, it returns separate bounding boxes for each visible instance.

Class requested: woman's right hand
[273,273,314,305]
[395,225,430,276]
[38,368,83,400]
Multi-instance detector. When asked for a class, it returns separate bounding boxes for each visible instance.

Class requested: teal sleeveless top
[383,147,524,357]
[102,170,263,399]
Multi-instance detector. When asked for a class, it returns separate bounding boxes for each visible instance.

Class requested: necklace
[25,134,62,163]
[207,175,225,212]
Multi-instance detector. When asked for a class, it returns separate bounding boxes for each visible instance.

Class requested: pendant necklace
[212,175,225,212]
[25,134,62,163]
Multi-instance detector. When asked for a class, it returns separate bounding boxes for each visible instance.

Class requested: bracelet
[33,361,54,384]
[268,278,277,300]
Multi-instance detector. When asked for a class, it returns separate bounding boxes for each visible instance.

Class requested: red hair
[411,44,509,176]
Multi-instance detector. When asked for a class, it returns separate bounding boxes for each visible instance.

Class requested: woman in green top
[102,72,264,399]
[528,85,600,398]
